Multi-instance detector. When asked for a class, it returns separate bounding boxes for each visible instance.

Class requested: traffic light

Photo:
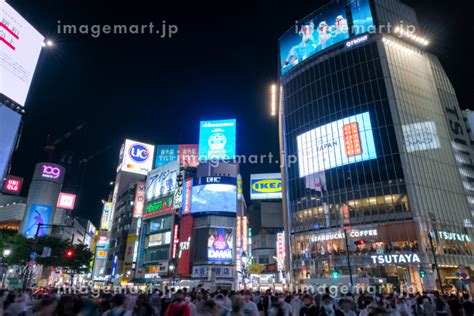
[419,269,426,278]
[65,249,74,258]
[332,269,339,279]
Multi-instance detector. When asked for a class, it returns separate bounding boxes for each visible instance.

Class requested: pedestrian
[320,294,336,316]
[164,290,191,316]
[299,294,318,316]
[463,293,474,316]
[135,293,155,316]
[103,294,133,316]
[242,290,259,316]
[336,299,357,316]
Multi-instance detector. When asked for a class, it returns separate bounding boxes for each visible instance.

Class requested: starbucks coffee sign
[370,253,420,265]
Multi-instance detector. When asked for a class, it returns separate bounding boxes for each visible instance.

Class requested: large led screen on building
[23,204,52,238]
[208,228,233,263]
[190,177,237,214]
[121,139,155,175]
[350,0,375,35]
[279,2,349,75]
[146,161,179,202]
[250,173,282,200]
[199,119,236,161]
[297,112,377,177]
[0,2,44,107]
[0,105,21,181]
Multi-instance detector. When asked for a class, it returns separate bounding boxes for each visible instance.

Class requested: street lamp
[2,246,12,289]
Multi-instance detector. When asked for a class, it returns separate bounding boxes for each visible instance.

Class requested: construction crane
[44,122,87,161]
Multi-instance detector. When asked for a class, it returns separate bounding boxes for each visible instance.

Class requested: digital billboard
[143,195,174,218]
[100,202,112,231]
[57,192,76,210]
[199,119,236,161]
[191,177,237,214]
[402,121,440,153]
[23,204,52,238]
[121,139,155,175]
[297,112,377,177]
[250,173,282,200]
[279,2,349,75]
[146,161,179,201]
[178,144,199,167]
[2,176,23,195]
[350,0,375,35]
[154,145,179,168]
[133,182,146,217]
[0,2,44,107]
[0,105,21,182]
[208,228,233,263]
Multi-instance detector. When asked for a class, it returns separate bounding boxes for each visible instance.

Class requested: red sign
[133,182,146,217]
[183,179,192,215]
[341,204,350,228]
[178,144,199,167]
[172,224,179,259]
[2,176,23,194]
[57,192,77,210]
[177,215,194,277]
[343,122,362,157]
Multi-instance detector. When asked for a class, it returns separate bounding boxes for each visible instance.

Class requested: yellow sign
[251,179,282,193]
[248,264,266,274]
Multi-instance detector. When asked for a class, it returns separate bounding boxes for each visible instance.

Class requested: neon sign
[42,165,61,179]
[370,253,420,265]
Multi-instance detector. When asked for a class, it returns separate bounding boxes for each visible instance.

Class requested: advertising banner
[178,144,199,167]
[57,192,76,210]
[177,215,194,277]
[32,163,65,183]
[297,112,377,177]
[198,119,236,161]
[279,2,349,75]
[133,182,146,217]
[250,173,282,200]
[182,179,193,215]
[0,2,44,107]
[191,177,237,214]
[208,228,233,263]
[143,195,174,218]
[350,0,375,35]
[192,265,233,279]
[402,121,440,153]
[146,161,179,202]
[2,176,23,195]
[100,202,112,231]
[23,204,52,238]
[154,145,179,168]
[121,139,155,175]
[0,106,21,182]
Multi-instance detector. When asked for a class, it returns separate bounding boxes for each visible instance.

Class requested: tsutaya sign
[439,231,471,242]
[310,229,377,242]
[370,253,421,265]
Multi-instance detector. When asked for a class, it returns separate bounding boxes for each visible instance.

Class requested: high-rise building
[279,0,474,291]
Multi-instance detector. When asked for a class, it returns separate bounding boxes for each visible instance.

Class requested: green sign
[144,196,174,218]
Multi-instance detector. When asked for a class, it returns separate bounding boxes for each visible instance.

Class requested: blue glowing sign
[279,2,349,75]
[23,204,52,238]
[191,177,237,214]
[198,119,236,161]
[350,0,375,36]
[154,145,179,168]
[0,105,21,182]
[297,112,377,177]
[208,228,233,263]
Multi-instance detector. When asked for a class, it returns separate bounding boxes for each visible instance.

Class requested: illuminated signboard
[402,121,440,153]
[154,145,179,168]
[178,144,199,167]
[191,177,237,214]
[146,161,179,202]
[208,228,233,263]
[143,195,174,218]
[345,34,369,47]
[438,231,471,242]
[32,163,65,183]
[121,139,155,175]
[2,176,23,194]
[0,106,21,182]
[297,112,377,177]
[57,192,77,210]
[279,2,349,75]
[177,216,193,279]
[199,119,236,161]
[133,182,146,217]
[310,229,378,242]
[276,232,285,271]
[250,173,282,200]
[100,202,112,231]
[0,2,44,107]
[182,179,193,215]
[22,204,52,238]
[192,265,233,279]
[172,224,179,258]
[350,0,375,36]
[148,231,171,247]
[370,253,420,265]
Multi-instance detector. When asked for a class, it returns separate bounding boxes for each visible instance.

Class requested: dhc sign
[370,253,420,265]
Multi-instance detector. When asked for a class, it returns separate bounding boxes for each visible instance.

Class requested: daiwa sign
[250,173,282,200]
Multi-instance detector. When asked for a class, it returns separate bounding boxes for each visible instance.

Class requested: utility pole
[427,230,443,291]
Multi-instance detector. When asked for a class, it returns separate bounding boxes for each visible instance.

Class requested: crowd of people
[1,286,474,316]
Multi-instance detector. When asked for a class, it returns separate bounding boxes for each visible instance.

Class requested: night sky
[7,0,472,226]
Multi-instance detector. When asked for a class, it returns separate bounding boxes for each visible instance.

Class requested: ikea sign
[250,173,282,200]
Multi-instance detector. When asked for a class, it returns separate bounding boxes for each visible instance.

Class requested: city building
[279,0,474,292]
[0,195,27,232]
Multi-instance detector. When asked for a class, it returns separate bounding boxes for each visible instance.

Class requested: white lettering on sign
[310,229,378,242]
[208,249,232,259]
[370,253,421,265]
[206,177,221,183]
[439,231,471,242]
[345,35,369,47]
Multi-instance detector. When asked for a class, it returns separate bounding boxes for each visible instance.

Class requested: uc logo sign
[129,144,150,163]
[252,179,282,193]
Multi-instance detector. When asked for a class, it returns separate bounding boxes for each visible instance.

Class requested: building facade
[280,0,474,291]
